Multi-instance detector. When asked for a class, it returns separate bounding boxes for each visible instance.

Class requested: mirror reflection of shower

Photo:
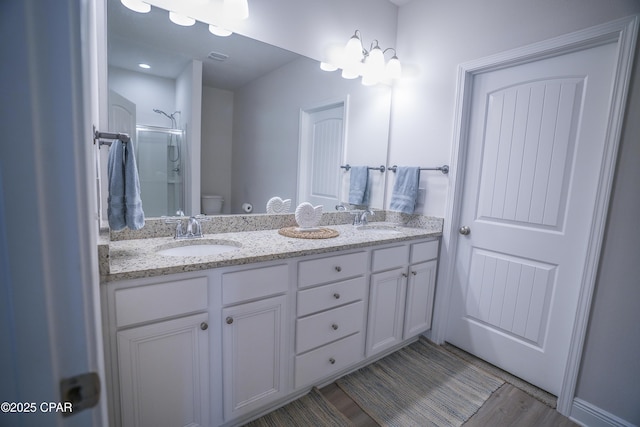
[135,109,185,217]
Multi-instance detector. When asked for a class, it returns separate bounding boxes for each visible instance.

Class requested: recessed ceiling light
[138,63,151,69]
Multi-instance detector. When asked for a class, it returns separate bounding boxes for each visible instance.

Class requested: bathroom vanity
[100,216,442,427]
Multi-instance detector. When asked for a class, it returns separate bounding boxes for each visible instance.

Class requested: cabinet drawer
[411,240,439,264]
[296,301,364,353]
[298,252,367,289]
[114,276,208,328]
[295,332,364,388]
[371,245,409,272]
[297,277,366,317]
[222,264,288,305]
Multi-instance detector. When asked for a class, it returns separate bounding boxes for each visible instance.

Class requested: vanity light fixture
[209,24,233,37]
[321,30,402,86]
[121,0,151,13]
[169,11,196,26]
[120,0,249,37]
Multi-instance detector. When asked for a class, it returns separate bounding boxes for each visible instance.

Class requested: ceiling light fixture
[138,63,151,69]
[321,30,402,86]
[120,0,151,13]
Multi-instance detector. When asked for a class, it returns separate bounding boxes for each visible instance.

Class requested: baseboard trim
[570,398,635,427]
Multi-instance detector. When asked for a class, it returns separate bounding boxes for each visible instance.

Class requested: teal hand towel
[107,140,126,231]
[107,140,145,231]
[390,167,420,214]
[348,166,370,206]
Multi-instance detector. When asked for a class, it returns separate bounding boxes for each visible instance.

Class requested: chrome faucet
[360,209,375,226]
[350,208,375,226]
[163,214,208,239]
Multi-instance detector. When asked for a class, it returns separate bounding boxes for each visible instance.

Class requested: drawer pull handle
[226,317,234,325]
[329,358,336,365]
[200,322,209,331]
[331,323,339,330]
[335,266,342,272]
[333,293,341,299]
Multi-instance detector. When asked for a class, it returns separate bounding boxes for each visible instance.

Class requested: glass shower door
[135,125,185,217]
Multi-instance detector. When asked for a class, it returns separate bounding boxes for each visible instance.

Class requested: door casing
[431,15,639,415]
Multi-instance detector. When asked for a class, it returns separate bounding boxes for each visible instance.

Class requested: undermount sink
[156,239,241,257]
[356,224,403,234]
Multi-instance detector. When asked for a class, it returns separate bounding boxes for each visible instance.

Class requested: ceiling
[107,0,301,90]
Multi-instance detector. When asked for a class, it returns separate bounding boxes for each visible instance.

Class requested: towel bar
[341,164,386,173]
[94,126,131,146]
[387,165,449,174]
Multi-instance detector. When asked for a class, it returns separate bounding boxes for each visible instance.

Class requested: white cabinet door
[403,259,437,338]
[366,267,407,357]
[117,313,209,427]
[222,295,288,421]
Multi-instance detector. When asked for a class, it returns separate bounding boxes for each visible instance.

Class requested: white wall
[201,86,234,214]
[393,0,640,423]
[231,56,392,213]
[108,66,176,126]
[176,60,203,216]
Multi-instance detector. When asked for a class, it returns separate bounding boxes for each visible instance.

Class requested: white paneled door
[298,103,346,211]
[446,40,620,395]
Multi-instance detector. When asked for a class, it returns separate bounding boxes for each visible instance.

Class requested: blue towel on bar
[107,140,145,231]
[348,166,370,206]
[390,166,420,214]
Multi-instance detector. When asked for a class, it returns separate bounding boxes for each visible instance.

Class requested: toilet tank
[201,195,223,214]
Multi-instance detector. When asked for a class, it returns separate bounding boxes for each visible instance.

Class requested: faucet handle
[162,215,182,224]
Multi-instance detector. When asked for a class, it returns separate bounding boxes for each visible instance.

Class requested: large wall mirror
[106,0,392,217]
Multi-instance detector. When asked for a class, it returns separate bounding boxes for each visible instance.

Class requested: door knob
[459,225,471,235]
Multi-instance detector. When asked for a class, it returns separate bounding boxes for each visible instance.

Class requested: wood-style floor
[319,375,577,427]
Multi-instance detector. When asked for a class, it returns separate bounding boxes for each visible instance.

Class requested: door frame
[431,15,639,415]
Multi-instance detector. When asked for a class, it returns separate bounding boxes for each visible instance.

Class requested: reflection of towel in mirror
[348,166,370,206]
[390,167,420,214]
[107,140,145,231]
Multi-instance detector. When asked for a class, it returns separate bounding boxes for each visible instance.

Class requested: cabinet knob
[335,266,342,272]
[200,322,208,330]
[331,323,339,330]
[402,272,408,278]
[333,293,340,299]
[226,317,233,325]
[411,271,417,276]
[329,358,336,365]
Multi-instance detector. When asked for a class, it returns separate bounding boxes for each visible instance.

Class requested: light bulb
[344,34,363,62]
[341,67,360,79]
[224,0,249,20]
[362,45,385,85]
[209,25,232,37]
[320,62,338,72]
[121,0,150,13]
[169,11,195,26]
[386,56,402,79]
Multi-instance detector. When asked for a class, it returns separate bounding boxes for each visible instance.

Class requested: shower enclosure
[134,124,185,217]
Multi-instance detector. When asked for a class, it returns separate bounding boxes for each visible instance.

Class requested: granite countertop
[103,221,443,283]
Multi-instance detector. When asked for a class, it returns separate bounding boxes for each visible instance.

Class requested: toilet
[201,195,224,215]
